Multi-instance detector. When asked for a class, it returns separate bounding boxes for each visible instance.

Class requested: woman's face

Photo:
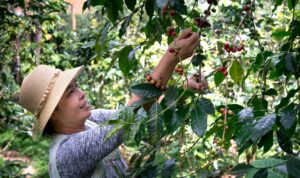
[51,80,91,128]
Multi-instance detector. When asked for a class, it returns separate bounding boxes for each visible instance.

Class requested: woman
[19,28,205,177]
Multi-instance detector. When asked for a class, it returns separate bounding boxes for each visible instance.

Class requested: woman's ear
[51,106,59,120]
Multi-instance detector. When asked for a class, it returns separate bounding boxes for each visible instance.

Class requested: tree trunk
[71,4,76,30]
[34,25,42,65]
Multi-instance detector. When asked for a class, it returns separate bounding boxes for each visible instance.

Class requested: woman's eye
[68,90,73,96]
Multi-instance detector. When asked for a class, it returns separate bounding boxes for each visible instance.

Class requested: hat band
[34,69,61,118]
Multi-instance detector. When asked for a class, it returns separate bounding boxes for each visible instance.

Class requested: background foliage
[0,0,299,177]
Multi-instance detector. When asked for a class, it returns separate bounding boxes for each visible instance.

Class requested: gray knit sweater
[53,109,127,178]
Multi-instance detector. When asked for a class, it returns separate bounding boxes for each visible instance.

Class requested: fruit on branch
[145,74,152,82]
[243,5,249,11]
[204,10,211,16]
[168,47,175,53]
[218,66,228,76]
[195,17,211,28]
[219,108,234,115]
[170,9,175,17]
[228,110,234,115]
[162,6,168,16]
[175,66,183,76]
[237,44,244,51]
[167,27,174,36]
[224,42,244,53]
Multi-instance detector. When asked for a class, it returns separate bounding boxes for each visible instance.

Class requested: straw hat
[19,65,84,137]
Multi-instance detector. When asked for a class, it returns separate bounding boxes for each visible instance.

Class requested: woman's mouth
[80,101,89,109]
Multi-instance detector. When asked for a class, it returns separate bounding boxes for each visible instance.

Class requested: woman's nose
[78,89,85,99]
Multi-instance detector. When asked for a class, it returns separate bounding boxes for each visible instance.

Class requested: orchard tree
[83,0,300,177]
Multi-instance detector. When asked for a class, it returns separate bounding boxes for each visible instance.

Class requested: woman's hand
[184,73,208,93]
[168,28,200,61]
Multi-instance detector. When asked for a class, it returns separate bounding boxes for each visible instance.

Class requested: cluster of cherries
[195,17,211,28]
[219,108,234,116]
[174,65,183,76]
[223,43,244,53]
[217,66,228,76]
[162,5,175,17]
[166,27,176,37]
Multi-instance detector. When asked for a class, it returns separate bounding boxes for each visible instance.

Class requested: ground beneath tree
[1,149,36,177]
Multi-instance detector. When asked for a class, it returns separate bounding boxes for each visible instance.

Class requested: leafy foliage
[1,0,300,177]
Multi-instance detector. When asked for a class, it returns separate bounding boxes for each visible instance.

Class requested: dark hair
[42,120,55,136]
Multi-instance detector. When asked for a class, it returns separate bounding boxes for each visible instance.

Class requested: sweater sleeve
[88,109,117,124]
[55,110,122,178]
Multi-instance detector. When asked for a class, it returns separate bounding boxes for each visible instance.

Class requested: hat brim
[36,66,84,135]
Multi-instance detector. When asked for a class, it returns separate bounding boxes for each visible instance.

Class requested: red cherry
[237,44,244,51]
[171,31,176,37]
[170,10,175,17]
[224,43,230,49]
[204,10,211,16]
[223,70,228,76]
[167,27,174,36]
[243,5,250,11]
[162,6,168,15]
[218,66,226,72]
[169,48,175,53]
[231,47,237,53]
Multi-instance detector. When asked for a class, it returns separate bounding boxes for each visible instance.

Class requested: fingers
[185,74,208,93]
[178,28,192,40]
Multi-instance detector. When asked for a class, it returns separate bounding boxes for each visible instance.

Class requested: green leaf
[191,103,207,137]
[252,158,287,169]
[267,168,287,178]
[249,95,268,113]
[105,124,124,141]
[118,46,134,77]
[252,51,273,73]
[214,71,225,86]
[107,1,119,23]
[198,98,215,115]
[271,30,291,40]
[280,105,296,130]
[133,108,147,145]
[287,158,300,178]
[285,53,297,73]
[257,131,273,154]
[275,87,300,112]
[276,123,295,154]
[231,164,255,176]
[172,0,188,14]
[229,60,243,84]
[250,113,276,143]
[272,0,284,12]
[148,102,164,144]
[119,15,132,38]
[131,83,162,98]
[263,88,278,96]
[192,53,206,66]
[173,14,185,27]
[287,0,299,10]
[83,0,106,11]
[161,159,176,178]
[145,0,154,19]
[253,168,268,178]
[125,0,136,11]
[164,86,178,110]
[164,106,188,133]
